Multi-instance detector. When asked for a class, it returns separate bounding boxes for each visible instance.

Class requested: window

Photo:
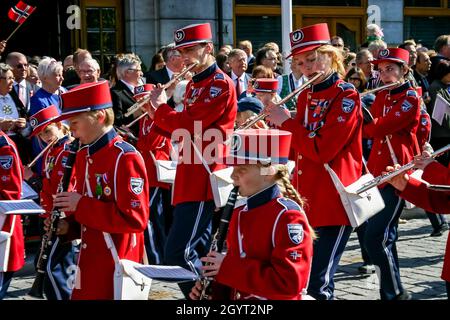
[235,16,282,52]
[404,16,450,48]
[404,0,441,7]
[235,0,362,5]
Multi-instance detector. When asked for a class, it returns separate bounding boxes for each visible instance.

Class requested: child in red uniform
[0,129,24,299]
[53,81,149,300]
[189,129,314,300]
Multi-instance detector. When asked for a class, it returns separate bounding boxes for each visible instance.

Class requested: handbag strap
[84,161,121,266]
[191,140,212,175]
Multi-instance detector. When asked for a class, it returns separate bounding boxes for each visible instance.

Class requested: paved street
[4,208,448,300]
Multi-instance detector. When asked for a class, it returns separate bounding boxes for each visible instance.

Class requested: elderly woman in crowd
[78,58,101,84]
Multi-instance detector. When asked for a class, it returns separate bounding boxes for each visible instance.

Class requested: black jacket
[110,80,139,135]
[144,66,170,86]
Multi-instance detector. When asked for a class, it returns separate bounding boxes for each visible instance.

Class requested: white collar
[231,71,246,81]
[120,80,135,93]
[166,66,175,80]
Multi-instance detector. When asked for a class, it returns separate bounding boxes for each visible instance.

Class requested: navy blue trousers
[0,272,14,300]
[144,187,173,265]
[164,200,215,298]
[446,281,450,300]
[308,225,353,300]
[356,222,372,265]
[426,212,448,230]
[364,185,405,300]
[43,238,79,300]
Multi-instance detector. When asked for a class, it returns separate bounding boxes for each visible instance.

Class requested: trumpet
[360,81,402,97]
[124,62,198,118]
[27,137,60,168]
[356,144,450,194]
[236,71,324,130]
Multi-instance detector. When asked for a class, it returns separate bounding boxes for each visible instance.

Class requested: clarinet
[28,139,80,298]
[199,186,239,300]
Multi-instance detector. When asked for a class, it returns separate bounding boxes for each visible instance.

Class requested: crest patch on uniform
[406,90,418,97]
[210,86,222,98]
[341,98,355,113]
[338,82,355,92]
[287,224,304,245]
[421,117,428,126]
[0,155,13,170]
[30,117,38,128]
[214,73,225,81]
[130,177,144,195]
[401,100,413,112]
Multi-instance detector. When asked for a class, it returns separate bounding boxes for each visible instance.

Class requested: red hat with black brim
[55,80,113,122]
[133,84,155,101]
[224,129,292,166]
[174,23,213,50]
[288,23,331,58]
[253,78,278,93]
[29,104,61,137]
[372,48,409,65]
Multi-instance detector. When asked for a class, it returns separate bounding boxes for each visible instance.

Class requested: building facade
[1,0,449,74]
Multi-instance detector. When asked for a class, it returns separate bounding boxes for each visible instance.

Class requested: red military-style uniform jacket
[40,136,77,217]
[153,63,237,205]
[215,184,313,300]
[364,81,421,177]
[281,73,363,227]
[69,129,149,300]
[398,161,450,282]
[416,108,431,150]
[0,131,25,272]
[137,114,172,189]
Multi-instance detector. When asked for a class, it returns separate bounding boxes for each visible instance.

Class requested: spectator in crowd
[216,52,230,74]
[26,64,41,90]
[429,35,450,83]
[110,53,143,134]
[255,47,280,78]
[331,36,345,53]
[264,42,283,75]
[277,54,306,110]
[367,39,387,61]
[6,52,34,112]
[413,51,432,106]
[345,67,367,93]
[62,48,92,88]
[238,40,256,73]
[78,58,101,84]
[344,52,357,72]
[149,52,165,72]
[362,23,384,48]
[0,63,30,163]
[356,49,380,90]
[227,49,250,100]
[63,55,74,72]
[219,44,233,56]
[399,40,419,86]
[145,43,184,86]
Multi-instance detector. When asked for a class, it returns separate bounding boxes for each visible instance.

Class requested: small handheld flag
[6,1,36,41]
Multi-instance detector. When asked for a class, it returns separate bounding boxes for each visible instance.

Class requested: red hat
[174,23,212,49]
[225,129,292,165]
[289,23,330,58]
[373,48,409,65]
[58,80,112,121]
[29,105,61,137]
[133,84,155,101]
[254,78,278,93]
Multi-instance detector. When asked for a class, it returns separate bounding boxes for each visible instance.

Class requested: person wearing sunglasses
[6,52,33,112]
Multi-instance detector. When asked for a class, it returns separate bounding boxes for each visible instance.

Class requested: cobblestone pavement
[4,208,448,300]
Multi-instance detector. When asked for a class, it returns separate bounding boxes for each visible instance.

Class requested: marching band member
[53,81,149,300]
[235,96,265,129]
[134,84,173,264]
[0,129,24,299]
[148,23,237,298]
[386,152,450,299]
[265,23,363,300]
[189,129,314,300]
[362,48,421,300]
[28,105,78,300]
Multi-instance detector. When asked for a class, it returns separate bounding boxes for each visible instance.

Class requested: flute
[360,81,402,97]
[124,62,198,118]
[27,137,60,168]
[236,71,324,131]
[356,144,450,194]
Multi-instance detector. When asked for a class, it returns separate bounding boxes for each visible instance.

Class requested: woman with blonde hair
[266,23,364,300]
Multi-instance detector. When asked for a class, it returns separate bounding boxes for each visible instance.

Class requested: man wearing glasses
[145,43,185,87]
[6,52,34,112]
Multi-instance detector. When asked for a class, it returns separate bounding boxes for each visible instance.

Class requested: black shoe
[358,264,376,274]
[394,290,412,300]
[430,224,449,237]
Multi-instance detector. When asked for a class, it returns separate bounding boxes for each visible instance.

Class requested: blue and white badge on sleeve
[287,224,304,245]
[130,177,144,195]
[401,100,413,112]
[210,86,222,98]
[0,155,13,170]
[342,98,355,113]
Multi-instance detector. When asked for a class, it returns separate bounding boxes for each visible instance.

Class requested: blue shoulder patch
[0,135,10,148]
[337,82,356,92]
[214,73,225,81]
[114,141,136,154]
[277,197,302,212]
[406,90,418,98]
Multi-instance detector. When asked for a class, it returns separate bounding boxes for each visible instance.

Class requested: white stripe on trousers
[147,187,161,264]
[184,201,204,277]
[46,237,63,300]
[0,272,3,294]
[381,197,403,296]
[319,226,346,300]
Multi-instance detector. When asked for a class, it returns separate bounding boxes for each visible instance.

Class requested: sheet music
[0,200,45,215]
[21,181,39,200]
[432,94,450,126]
[134,265,198,283]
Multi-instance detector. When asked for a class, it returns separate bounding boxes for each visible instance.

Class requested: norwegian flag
[8,1,36,24]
